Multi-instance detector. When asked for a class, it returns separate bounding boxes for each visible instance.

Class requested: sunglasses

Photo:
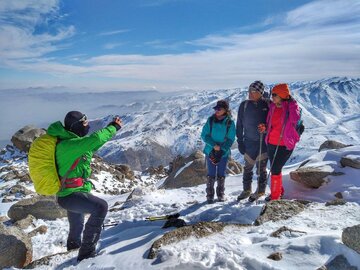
[271,93,278,97]
[70,114,88,130]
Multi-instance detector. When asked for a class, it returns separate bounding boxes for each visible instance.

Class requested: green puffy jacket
[201,115,236,157]
[47,121,117,197]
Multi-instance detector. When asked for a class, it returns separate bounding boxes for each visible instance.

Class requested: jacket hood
[47,121,78,140]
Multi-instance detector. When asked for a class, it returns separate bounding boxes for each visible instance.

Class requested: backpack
[296,109,305,136]
[285,100,305,137]
[28,134,81,195]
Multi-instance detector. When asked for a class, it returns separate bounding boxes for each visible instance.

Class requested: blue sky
[0,0,359,92]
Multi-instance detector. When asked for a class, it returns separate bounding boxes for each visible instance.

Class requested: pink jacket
[265,98,301,150]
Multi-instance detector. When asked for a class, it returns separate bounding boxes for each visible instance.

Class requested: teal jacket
[47,121,117,197]
[201,115,236,157]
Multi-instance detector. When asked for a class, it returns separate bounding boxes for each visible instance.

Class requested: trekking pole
[145,213,180,221]
[256,132,263,205]
[102,222,120,229]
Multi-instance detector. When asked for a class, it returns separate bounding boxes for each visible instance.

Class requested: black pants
[267,144,293,175]
[57,192,108,247]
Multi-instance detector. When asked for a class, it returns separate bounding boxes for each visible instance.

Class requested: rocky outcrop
[318,140,351,152]
[0,223,33,269]
[340,155,360,169]
[148,222,249,259]
[8,196,67,222]
[289,167,334,188]
[254,200,307,226]
[161,151,242,189]
[11,126,46,153]
[318,255,357,270]
[102,140,174,171]
[342,224,360,254]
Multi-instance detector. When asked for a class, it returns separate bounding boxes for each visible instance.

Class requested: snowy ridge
[97,77,360,167]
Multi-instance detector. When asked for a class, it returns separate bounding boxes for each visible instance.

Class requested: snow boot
[237,190,251,201]
[216,176,226,202]
[270,174,283,200]
[67,240,81,251]
[206,176,216,203]
[248,190,265,202]
[77,218,104,262]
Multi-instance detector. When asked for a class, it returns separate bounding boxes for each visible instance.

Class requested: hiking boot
[67,240,81,251]
[237,190,251,201]
[207,198,215,204]
[206,176,216,202]
[248,191,265,202]
[265,189,284,202]
[216,176,226,202]
[77,244,96,262]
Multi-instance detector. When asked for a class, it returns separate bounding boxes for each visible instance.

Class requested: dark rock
[270,226,307,238]
[321,254,357,270]
[319,140,351,152]
[334,192,343,199]
[267,252,282,261]
[340,156,360,169]
[148,222,249,259]
[161,151,208,189]
[290,167,332,188]
[0,223,33,268]
[254,200,306,226]
[8,196,67,222]
[11,126,46,153]
[342,224,360,254]
[9,184,34,196]
[325,198,346,206]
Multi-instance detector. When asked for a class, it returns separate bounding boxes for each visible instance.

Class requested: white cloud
[98,29,130,36]
[103,43,125,50]
[0,0,359,91]
[0,0,74,62]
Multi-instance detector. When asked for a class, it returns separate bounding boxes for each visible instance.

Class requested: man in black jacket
[236,81,269,202]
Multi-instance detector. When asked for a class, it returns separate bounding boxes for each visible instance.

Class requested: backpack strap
[59,155,87,190]
[209,115,232,141]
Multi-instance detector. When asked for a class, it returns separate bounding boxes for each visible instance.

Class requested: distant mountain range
[94,77,360,170]
[1,77,359,170]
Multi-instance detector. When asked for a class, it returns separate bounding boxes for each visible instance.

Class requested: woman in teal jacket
[47,111,122,262]
[201,100,236,203]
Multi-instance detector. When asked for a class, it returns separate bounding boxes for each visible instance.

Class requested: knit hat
[249,80,265,95]
[213,99,229,111]
[272,83,290,99]
[64,111,89,137]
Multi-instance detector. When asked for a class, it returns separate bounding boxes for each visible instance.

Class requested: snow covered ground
[2,146,360,270]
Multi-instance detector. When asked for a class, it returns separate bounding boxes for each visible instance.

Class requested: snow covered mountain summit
[97,77,360,170]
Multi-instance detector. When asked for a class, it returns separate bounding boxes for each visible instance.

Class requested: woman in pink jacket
[265,83,301,200]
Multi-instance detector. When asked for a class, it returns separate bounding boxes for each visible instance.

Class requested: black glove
[209,149,223,165]
[238,141,245,155]
[108,121,121,131]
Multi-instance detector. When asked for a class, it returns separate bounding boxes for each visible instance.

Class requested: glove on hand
[258,123,266,134]
[209,149,223,165]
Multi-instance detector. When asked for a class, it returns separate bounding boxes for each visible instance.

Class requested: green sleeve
[63,125,117,158]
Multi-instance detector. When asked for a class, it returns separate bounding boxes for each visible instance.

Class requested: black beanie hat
[64,111,89,137]
[64,111,85,130]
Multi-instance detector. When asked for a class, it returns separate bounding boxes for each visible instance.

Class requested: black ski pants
[57,192,108,248]
[267,144,293,175]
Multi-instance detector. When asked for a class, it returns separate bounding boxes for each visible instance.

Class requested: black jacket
[236,98,269,143]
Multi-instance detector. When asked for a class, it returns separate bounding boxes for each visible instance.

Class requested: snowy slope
[97,77,360,169]
[1,146,359,270]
